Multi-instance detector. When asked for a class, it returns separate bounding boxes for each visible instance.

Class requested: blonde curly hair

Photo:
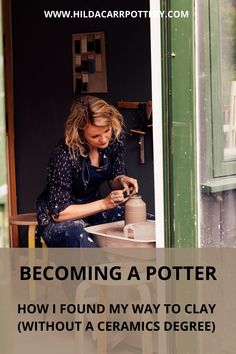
[65,96,123,157]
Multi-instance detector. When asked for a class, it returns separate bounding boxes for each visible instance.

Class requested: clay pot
[125,195,147,225]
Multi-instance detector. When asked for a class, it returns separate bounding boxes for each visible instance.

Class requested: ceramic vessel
[125,195,147,225]
[123,222,155,240]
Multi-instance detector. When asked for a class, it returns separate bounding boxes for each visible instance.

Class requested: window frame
[201,0,236,193]
[210,0,236,177]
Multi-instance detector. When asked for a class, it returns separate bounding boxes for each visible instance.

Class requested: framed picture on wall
[72,31,108,93]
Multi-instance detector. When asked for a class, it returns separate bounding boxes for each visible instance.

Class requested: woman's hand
[119,175,139,196]
[103,190,129,210]
[109,175,139,196]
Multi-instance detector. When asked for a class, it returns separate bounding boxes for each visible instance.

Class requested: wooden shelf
[117,101,146,109]
[129,129,146,135]
[117,100,152,165]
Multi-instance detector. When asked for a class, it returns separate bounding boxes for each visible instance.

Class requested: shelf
[117,101,146,109]
[129,129,146,135]
[201,176,236,193]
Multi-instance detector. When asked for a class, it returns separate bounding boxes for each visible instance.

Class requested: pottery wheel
[98,225,126,238]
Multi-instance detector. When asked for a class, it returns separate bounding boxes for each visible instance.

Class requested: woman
[36,96,138,247]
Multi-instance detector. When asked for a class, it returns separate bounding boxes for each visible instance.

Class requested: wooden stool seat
[9,213,47,301]
[9,213,38,226]
[9,213,46,248]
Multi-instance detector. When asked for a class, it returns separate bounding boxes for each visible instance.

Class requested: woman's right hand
[103,190,128,210]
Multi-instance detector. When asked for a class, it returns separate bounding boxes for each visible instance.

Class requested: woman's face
[83,124,112,150]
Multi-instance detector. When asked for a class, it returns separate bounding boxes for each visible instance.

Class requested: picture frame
[72,31,108,93]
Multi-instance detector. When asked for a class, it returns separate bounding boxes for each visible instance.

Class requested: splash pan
[85,220,156,248]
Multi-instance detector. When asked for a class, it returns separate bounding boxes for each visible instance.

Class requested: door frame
[2,0,18,247]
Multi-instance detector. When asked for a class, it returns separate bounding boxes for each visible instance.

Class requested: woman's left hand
[119,175,138,196]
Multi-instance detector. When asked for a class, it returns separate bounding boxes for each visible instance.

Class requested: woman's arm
[54,200,107,222]
[53,189,127,222]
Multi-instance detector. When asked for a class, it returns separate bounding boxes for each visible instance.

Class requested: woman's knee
[66,220,96,248]
[42,220,97,248]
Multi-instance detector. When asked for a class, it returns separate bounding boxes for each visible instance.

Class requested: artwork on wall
[72,31,108,93]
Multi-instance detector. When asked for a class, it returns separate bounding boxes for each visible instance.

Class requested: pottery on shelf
[125,194,147,225]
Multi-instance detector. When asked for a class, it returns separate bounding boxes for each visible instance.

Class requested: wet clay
[98,225,125,238]
[125,195,147,225]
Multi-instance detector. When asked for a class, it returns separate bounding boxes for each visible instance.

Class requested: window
[210,0,236,178]
[199,0,236,194]
[197,0,236,247]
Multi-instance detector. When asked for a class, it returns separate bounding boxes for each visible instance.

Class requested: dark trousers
[41,206,125,248]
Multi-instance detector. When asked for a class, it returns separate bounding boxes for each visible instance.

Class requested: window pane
[221,0,236,159]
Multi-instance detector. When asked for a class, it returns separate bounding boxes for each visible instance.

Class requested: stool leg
[135,284,153,354]
[40,237,48,266]
[97,286,107,354]
[28,225,36,248]
[75,281,95,353]
[41,238,47,248]
[28,225,36,301]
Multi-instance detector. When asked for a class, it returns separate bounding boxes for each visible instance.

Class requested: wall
[11,0,155,236]
[200,191,236,247]
[197,0,236,247]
